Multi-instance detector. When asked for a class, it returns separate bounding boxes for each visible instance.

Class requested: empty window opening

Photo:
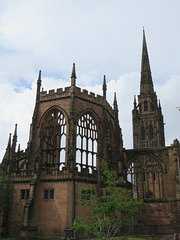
[44,189,54,200]
[42,109,66,172]
[127,154,164,200]
[76,113,98,173]
[20,189,29,200]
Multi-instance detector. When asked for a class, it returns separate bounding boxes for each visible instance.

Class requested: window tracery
[127,153,165,200]
[41,109,66,171]
[76,113,97,173]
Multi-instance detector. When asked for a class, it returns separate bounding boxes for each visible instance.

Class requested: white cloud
[0,1,180,161]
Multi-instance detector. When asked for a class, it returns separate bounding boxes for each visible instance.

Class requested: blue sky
[0,0,180,160]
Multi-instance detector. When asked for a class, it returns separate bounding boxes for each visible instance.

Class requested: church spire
[134,95,137,108]
[113,92,118,114]
[132,30,165,148]
[7,133,12,149]
[159,100,161,109]
[140,29,154,95]
[12,124,17,153]
[32,71,41,120]
[36,70,41,101]
[102,75,107,99]
[71,63,77,86]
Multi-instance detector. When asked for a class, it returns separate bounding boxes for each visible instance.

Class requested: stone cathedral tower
[132,30,165,148]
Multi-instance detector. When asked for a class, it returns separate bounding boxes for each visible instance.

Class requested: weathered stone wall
[8,182,30,235]
[135,201,178,235]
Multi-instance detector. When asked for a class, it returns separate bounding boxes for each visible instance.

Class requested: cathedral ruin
[0,30,180,238]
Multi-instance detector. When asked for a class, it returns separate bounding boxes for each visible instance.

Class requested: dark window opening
[144,100,148,112]
[146,192,154,199]
[81,188,95,201]
[141,126,145,140]
[20,189,29,200]
[50,190,54,199]
[44,190,48,199]
[149,125,153,140]
[44,189,54,200]
[143,173,146,181]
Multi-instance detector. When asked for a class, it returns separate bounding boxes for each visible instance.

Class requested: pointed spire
[140,29,154,95]
[36,70,41,100]
[18,144,20,152]
[134,95,137,109]
[159,100,161,108]
[71,63,77,86]
[13,124,17,138]
[38,70,41,84]
[113,92,118,112]
[102,75,107,99]
[12,124,17,153]
[7,133,11,149]
[134,95,136,107]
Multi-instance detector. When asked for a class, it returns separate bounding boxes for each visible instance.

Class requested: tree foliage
[73,161,144,239]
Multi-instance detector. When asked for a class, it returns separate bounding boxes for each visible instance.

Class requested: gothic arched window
[144,100,148,112]
[76,113,97,173]
[127,153,165,200]
[149,125,153,140]
[141,125,145,140]
[42,109,66,171]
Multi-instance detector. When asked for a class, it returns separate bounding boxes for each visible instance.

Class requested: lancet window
[76,113,97,173]
[127,153,165,200]
[144,100,148,112]
[149,124,153,140]
[141,125,145,140]
[41,109,66,171]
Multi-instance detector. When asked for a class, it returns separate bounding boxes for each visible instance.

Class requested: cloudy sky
[0,0,180,161]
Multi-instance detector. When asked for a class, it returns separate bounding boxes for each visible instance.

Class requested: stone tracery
[127,153,165,199]
[76,113,97,173]
[41,108,66,171]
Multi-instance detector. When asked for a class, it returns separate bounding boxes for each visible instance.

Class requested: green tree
[73,161,143,240]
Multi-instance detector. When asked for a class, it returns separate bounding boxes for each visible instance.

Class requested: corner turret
[71,63,76,86]
[102,75,107,99]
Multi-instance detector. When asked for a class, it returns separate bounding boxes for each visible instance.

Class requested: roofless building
[0,31,180,238]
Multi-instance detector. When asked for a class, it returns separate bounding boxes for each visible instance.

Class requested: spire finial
[71,63,77,86]
[113,92,118,110]
[7,133,12,148]
[102,75,107,99]
[134,95,137,107]
[37,70,41,86]
[159,100,161,108]
[36,70,41,101]
[14,123,17,135]
[12,124,17,153]
[140,30,154,95]
[114,92,117,102]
